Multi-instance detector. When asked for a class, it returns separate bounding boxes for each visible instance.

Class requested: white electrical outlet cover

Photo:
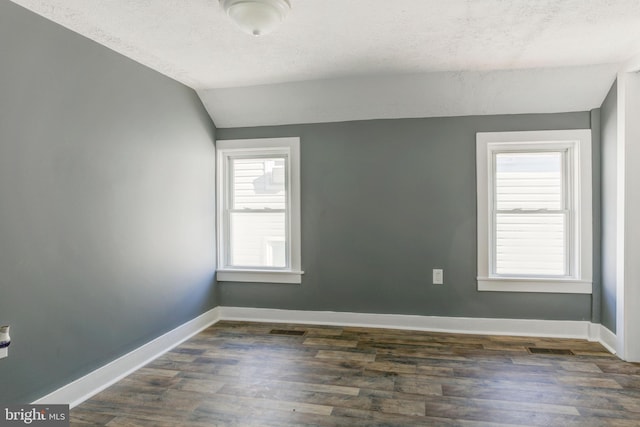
[433,269,443,285]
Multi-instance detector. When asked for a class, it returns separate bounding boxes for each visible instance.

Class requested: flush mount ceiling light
[220,0,291,36]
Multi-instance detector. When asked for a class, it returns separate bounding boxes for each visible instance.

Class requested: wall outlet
[433,269,444,285]
[0,347,7,359]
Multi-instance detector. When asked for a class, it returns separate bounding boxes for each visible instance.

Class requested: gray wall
[217,112,599,321]
[0,2,216,403]
[600,81,618,332]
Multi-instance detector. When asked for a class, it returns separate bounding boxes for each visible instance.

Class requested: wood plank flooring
[71,321,640,426]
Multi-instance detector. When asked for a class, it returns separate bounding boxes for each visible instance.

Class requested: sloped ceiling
[10,0,640,127]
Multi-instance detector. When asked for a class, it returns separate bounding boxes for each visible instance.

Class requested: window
[216,137,302,284]
[476,130,592,293]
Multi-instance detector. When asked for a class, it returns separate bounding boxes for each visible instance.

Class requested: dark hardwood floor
[71,321,640,426]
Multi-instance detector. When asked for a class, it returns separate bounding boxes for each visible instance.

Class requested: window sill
[477,277,592,294]
[216,269,303,284]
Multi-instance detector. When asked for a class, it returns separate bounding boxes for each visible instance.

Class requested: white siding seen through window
[494,152,566,276]
[229,157,287,268]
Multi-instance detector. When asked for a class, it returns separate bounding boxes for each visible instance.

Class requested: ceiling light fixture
[220,0,291,36]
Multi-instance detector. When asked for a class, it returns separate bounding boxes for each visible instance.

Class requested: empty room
[1,0,640,425]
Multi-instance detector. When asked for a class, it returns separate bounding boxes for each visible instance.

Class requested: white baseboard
[218,306,597,340]
[33,307,221,408]
[595,324,618,354]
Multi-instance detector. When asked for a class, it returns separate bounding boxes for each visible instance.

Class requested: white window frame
[476,129,592,294]
[216,137,302,284]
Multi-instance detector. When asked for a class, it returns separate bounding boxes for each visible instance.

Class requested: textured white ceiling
[10,0,640,126]
[202,64,620,128]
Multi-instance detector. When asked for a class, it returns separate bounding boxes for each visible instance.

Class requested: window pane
[232,157,286,210]
[496,152,563,210]
[495,213,565,276]
[229,212,286,268]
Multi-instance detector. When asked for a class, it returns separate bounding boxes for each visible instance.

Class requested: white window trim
[476,129,592,294]
[216,137,303,284]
